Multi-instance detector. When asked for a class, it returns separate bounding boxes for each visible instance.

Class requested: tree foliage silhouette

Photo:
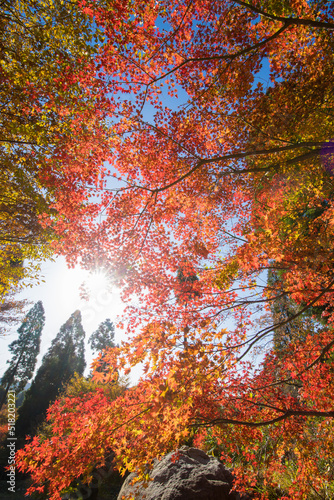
[0,301,45,411]
[16,310,85,438]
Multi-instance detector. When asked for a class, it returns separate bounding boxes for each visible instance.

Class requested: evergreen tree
[88,318,115,355]
[16,310,85,437]
[0,301,45,411]
[268,270,320,352]
[268,270,325,398]
[88,318,115,373]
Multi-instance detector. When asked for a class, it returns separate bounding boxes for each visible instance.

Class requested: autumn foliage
[14,0,334,498]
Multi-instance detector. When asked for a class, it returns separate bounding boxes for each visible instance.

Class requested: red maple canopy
[16,1,334,498]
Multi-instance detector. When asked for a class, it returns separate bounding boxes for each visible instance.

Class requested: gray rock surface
[117,447,248,500]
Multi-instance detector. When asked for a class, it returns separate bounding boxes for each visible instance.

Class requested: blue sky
[0,257,147,385]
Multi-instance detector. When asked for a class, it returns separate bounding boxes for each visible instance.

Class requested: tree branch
[148,141,325,193]
[233,0,334,30]
[194,408,334,428]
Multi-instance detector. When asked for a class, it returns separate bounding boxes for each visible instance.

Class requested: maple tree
[16,0,334,498]
[33,372,128,499]
[0,0,109,294]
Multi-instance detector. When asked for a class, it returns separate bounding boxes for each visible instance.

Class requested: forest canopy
[3,0,334,498]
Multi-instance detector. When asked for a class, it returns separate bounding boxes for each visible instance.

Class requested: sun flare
[59,264,113,305]
[85,270,110,295]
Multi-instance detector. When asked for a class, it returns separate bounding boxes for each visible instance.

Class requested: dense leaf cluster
[10,0,334,499]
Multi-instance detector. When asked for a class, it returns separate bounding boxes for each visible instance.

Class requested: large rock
[117,447,248,500]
